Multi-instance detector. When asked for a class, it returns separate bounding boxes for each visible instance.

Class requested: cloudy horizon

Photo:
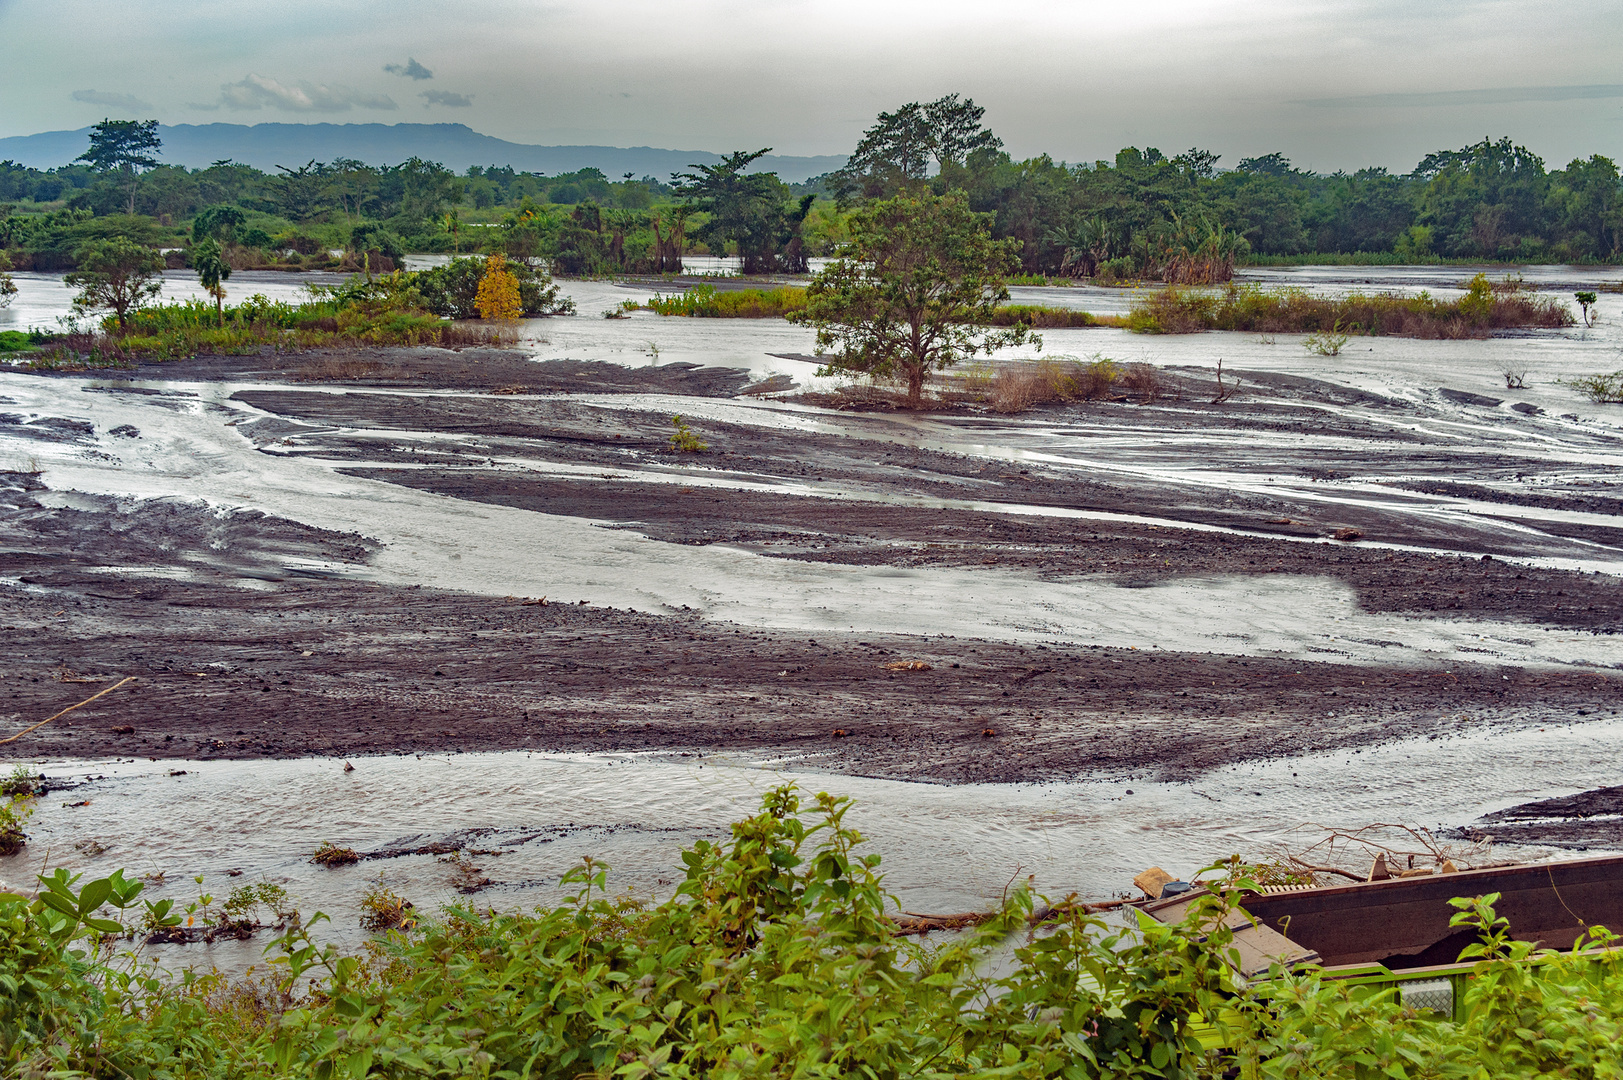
[3,0,1621,175]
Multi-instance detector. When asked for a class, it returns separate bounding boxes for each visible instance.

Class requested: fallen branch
[0,677,137,745]
[889,897,1129,936]
[1286,857,1366,883]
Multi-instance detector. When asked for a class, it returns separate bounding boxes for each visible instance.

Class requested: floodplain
[2,265,1621,959]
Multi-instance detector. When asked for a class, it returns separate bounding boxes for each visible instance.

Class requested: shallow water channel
[7,713,1619,970]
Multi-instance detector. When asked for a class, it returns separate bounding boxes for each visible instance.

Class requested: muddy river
[2,265,1620,969]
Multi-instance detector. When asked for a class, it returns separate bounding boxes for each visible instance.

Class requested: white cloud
[219,74,397,112]
[72,89,152,110]
[421,89,472,107]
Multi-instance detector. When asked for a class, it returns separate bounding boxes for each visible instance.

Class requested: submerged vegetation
[1125,274,1573,337]
[3,787,1623,1077]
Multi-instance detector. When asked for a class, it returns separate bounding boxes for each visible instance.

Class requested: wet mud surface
[0,470,1617,783]
[3,350,1621,782]
[1454,785,1623,850]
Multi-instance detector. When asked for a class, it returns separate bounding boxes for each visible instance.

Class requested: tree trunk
[906,365,925,409]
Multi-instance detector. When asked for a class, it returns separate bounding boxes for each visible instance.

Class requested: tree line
[2,106,1621,277]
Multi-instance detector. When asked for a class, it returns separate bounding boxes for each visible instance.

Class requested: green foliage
[0,795,32,854]
[647,284,807,318]
[359,884,417,931]
[1576,289,1599,327]
[1563,371,1623,403]
[1126,280,1573,338]
[75,118,162,215]
[222,882,295,925]
[673,150,811,274]
[669,415,707,451]
[0,330,44,353]
[64,235,165,327]
[834,93,1003,202]
[1,766,40,797]
[986,304,1100,327]
[413,255,573,318]
[192,203,246,243]
[795,190,1035,407]
[1302,320,1351,356]
[3,794,1623,1076]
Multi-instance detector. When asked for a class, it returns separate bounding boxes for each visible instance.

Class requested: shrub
[669,414,708,451]
[1303,320,1351,356]
[1127,279,1573,338]
[414,255,573,318]
[359,884,417,931]
[1564,371,1623,403]
[0,795,31,855]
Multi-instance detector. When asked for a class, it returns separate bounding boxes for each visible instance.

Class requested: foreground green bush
[3,786,1621,1078]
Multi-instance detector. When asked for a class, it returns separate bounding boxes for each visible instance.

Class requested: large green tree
[74,119,161,215]
[673,149,797,273]
[64,237,164,328]
[792,191,1033,408]
[835,94,1002,201]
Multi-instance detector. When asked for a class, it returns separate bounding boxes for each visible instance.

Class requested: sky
[3,0,1622,174]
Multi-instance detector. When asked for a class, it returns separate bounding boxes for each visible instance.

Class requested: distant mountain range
[0,123,847,183]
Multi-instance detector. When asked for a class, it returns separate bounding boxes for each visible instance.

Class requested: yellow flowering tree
[474,254,523,321]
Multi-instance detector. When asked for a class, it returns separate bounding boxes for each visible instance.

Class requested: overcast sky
[4,0,1621,173]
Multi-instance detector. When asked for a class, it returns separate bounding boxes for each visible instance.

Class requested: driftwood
[1280,822,1497,884]
[889,898,1132,937]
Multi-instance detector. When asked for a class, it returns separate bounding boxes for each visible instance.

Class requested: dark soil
[1452,785,1623,850]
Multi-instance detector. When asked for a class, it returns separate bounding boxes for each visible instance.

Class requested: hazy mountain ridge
[0,123,847,183]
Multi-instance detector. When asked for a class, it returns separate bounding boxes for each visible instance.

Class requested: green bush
[413,255,574,318]
[2,788,1622,1077]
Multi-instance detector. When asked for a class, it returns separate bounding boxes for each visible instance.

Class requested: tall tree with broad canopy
[834,94,1002,201]
[792,191,1034,408]
[75,119,162,215]
[65,237,165,328]
[672,149,796,274]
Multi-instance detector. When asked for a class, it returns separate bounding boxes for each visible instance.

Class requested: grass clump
[985,355,1166,412]
[309,841,359,867]
[983,305,1102,328]
[0,329,48,355]
[1127,274,1574,338]
[647,283,808,318]
[5,787,1623,1077]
